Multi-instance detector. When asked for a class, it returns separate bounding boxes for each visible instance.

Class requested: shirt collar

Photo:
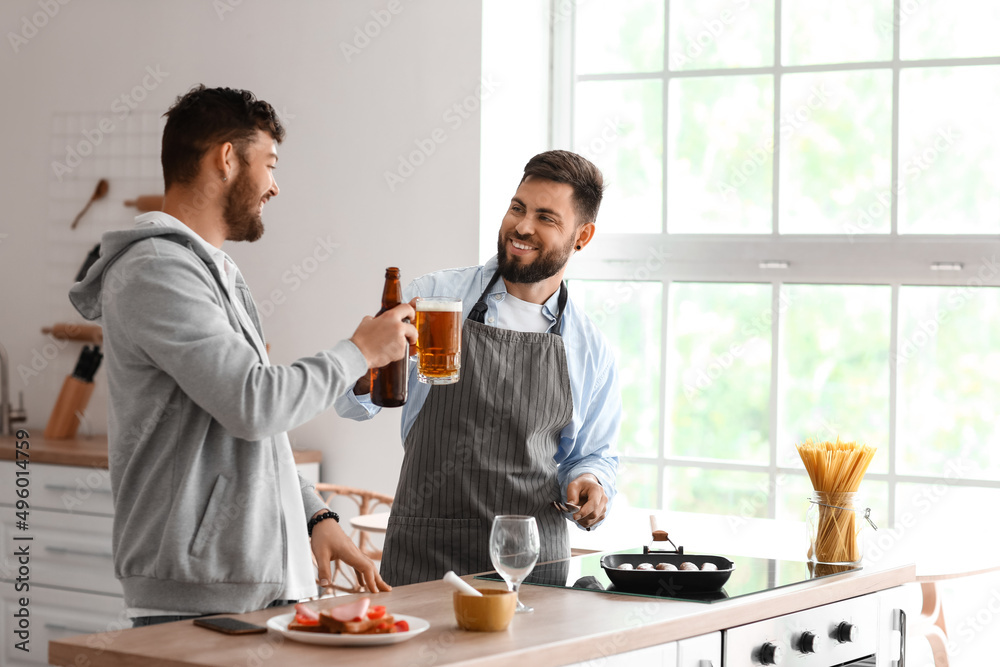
[482,254,563,321]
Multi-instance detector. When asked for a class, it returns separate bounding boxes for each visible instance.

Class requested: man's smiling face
[496,176,581,285]
[223,129,280,243]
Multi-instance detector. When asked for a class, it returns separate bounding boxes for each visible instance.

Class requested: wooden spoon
[70,179,110,229]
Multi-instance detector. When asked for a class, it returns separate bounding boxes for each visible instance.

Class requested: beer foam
[416,299,462,312]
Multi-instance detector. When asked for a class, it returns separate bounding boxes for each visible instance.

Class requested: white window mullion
[658,0,671,510]
[770,0,783,520]
[575,55,1000,83]
[769,280,782,519]
[575,235,1000,287]
[771,0,782,238]
[549,0,575,149]
[662,0,671,234]
[891,0,901,236]
[888,283,900,526]
[887,0,902,528]
[658,278,672,509]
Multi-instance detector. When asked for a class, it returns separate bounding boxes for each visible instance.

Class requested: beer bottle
[371,267,408,407]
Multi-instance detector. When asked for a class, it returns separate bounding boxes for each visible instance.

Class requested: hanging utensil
[123,194,164,212]
[70,179,110,229]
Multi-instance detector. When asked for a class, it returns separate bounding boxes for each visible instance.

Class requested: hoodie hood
[69,220,218,321]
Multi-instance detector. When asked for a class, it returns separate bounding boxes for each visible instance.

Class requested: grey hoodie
[69,224,368,613]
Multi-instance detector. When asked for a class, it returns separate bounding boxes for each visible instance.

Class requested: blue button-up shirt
[335,256,621,524]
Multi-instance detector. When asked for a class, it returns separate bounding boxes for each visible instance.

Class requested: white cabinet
[0,585,127,666]
[677,631,722,666]
[22,462,115,516]
[0,508,118,597]
[0,460,123,664]
[563,641,677,667]
[562,631,721,666]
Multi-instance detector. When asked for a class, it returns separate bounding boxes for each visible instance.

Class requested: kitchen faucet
[0,342,28,436]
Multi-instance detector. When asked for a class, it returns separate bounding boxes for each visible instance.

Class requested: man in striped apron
[337,150,622,586]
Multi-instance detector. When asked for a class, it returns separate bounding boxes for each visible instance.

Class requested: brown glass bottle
[371,267,408,407]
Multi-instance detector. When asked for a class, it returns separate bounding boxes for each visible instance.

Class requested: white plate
[266,612,430,646]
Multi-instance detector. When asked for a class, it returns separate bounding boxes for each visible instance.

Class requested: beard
[496,230,575,284]
[223,169,265,243]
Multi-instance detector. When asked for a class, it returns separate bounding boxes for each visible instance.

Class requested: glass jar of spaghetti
[806,491,876,565]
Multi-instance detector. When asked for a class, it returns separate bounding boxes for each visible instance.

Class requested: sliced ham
[327,597,371,623]
[293,603,319,622]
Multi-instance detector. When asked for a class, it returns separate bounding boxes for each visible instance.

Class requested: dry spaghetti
[796,438,876,564]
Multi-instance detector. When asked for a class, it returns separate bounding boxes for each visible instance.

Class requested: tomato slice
[366,605,387,620]
[393,619,409,632]
[294,613,320,626]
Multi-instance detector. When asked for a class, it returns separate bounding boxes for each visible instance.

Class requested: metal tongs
[551,500,581,513]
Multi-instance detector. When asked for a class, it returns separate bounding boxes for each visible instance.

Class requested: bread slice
[368,616,398,634]
[319,609,396,635]
[287,620,327,633]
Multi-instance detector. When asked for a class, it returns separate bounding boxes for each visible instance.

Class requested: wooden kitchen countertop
[48,560,915,667]
[0,433,322,468]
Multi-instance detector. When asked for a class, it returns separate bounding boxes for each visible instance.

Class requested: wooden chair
[313,483,393,594]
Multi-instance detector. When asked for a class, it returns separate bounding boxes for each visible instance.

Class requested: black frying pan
[600,553,734,594]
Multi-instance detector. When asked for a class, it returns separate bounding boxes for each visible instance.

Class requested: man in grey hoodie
[69,85,415,626]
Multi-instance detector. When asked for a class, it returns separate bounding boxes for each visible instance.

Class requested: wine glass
[489,515,540,613]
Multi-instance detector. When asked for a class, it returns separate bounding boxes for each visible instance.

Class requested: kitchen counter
[0,433,322,467]
[48,557,915,666]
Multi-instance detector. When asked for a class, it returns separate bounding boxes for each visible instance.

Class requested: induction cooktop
[475,547,861,604]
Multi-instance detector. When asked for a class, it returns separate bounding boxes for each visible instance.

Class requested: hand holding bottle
[350,303,416,371]
[360,267,415,407]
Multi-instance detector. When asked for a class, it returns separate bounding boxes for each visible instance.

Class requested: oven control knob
[797,631,820,654]
[759,642,784,665]
[836,621,859,643]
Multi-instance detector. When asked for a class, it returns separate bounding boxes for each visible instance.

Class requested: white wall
[0,0,483,498]
[479,0,551,262]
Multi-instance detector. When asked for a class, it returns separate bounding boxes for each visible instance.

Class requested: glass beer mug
[415,297,462,385]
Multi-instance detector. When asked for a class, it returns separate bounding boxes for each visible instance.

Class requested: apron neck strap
[553,281,568,335]
[467,269,502,324]
[468,268,569,336]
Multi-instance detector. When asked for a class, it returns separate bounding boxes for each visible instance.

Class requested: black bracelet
[307,510,340,537]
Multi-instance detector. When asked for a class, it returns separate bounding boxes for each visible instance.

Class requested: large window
[558,0,1000,534]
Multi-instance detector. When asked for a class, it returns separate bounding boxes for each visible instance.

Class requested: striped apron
[381,271,574,586]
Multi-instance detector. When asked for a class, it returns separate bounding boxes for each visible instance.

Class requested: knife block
[44,375,95,440]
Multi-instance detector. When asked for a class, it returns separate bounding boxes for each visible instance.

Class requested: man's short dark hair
[520,150,604,224]
[161,85,285,189]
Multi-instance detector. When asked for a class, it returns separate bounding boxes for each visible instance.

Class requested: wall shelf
[42,323,102,344]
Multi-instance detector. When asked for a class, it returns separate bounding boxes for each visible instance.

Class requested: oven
[723,589,907,666]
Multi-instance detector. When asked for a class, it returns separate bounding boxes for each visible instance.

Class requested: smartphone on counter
[193,617,267,635]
